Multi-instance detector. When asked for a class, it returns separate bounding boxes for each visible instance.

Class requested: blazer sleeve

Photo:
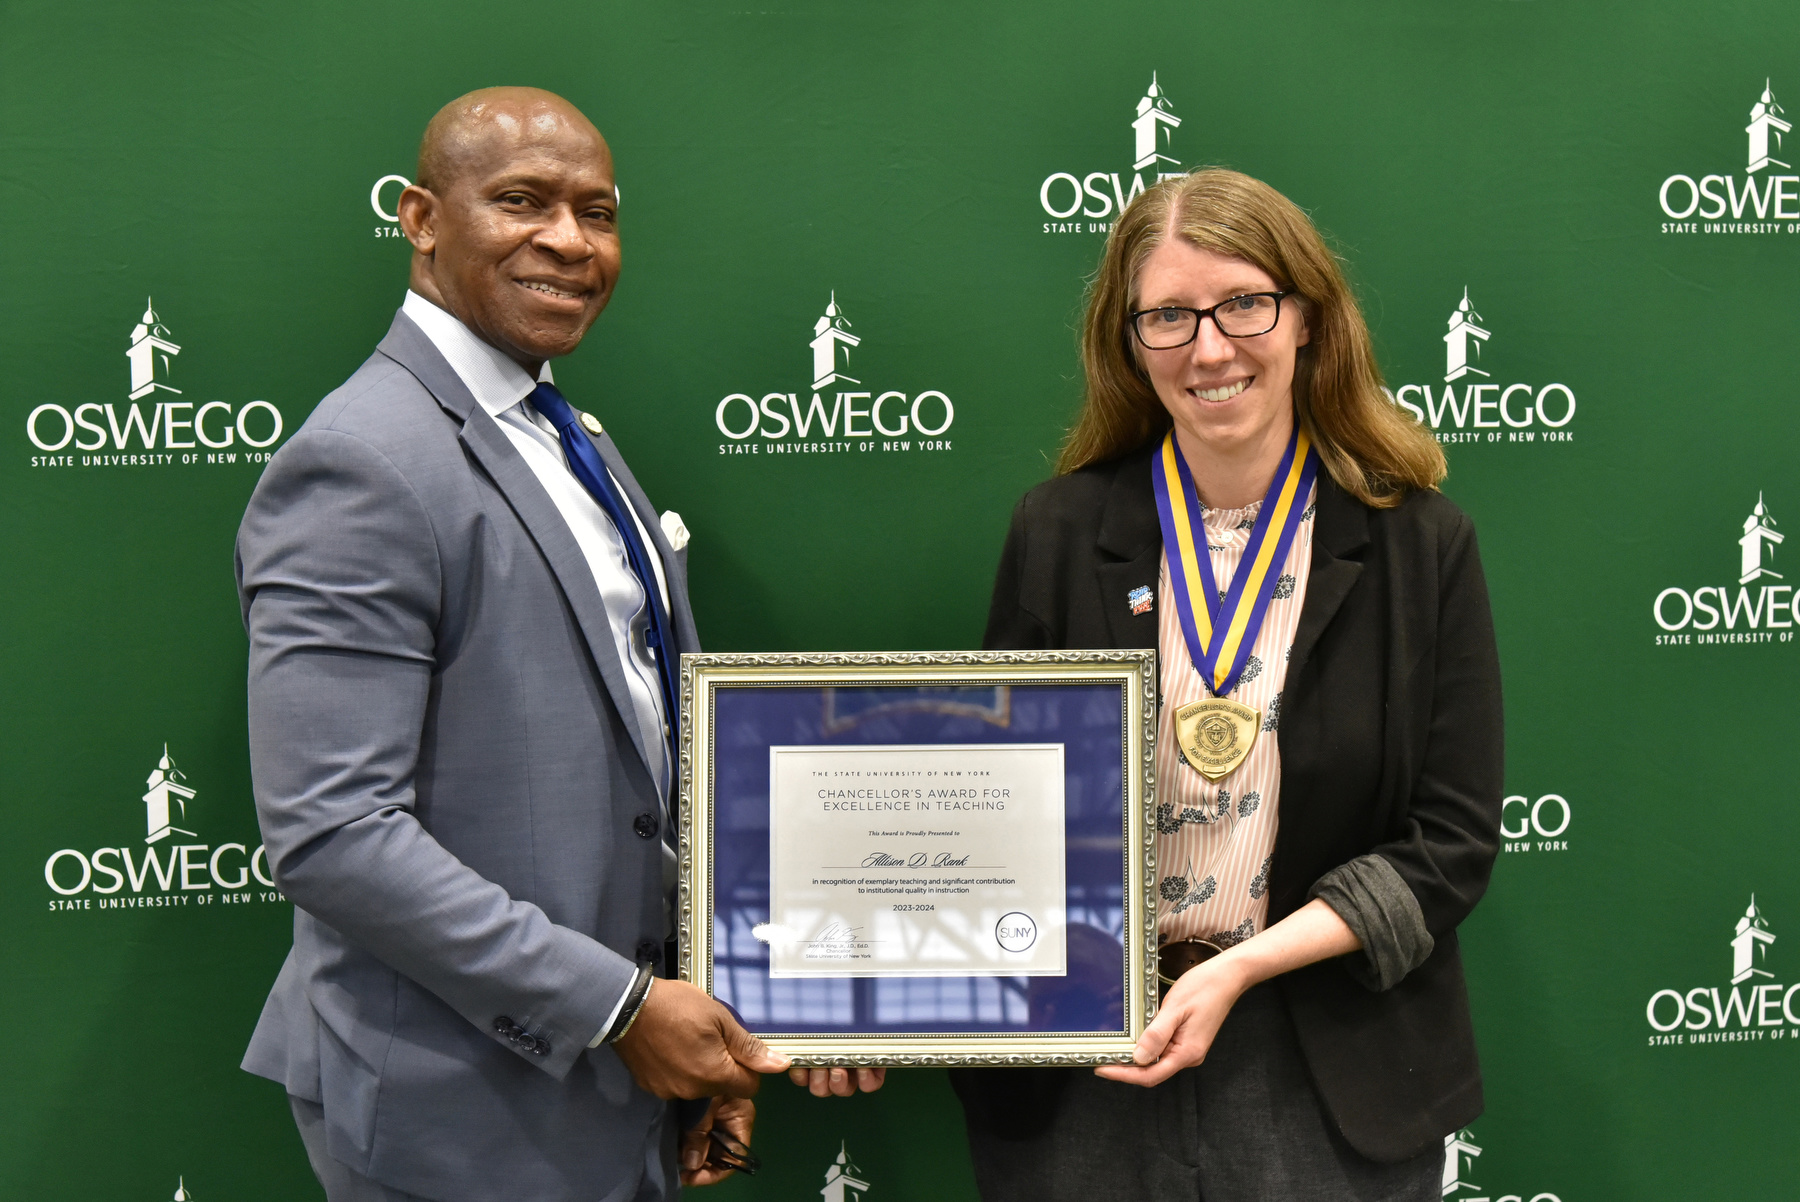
[1313,507,1503,988]
[237,427,633,1080]
[982,494,1055,651]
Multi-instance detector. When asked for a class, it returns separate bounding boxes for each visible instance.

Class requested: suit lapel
[1095,444,1163,649]
[1287,474,1370,683]
[375,312,662,781]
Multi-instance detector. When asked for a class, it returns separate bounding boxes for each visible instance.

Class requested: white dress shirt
[402,292,674,1043]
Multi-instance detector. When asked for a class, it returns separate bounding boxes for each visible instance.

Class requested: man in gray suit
[237,88,868,1202]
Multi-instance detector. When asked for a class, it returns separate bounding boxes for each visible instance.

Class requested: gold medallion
[578,410,604,436]
[1174,697,1260,780]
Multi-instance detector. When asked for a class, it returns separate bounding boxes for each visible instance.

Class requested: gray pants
[289,1095,678,1202]
[962,986,1441,1202]
[291,1096,432,1202]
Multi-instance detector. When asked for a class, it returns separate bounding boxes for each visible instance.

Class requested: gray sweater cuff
[1309,854,1434,992]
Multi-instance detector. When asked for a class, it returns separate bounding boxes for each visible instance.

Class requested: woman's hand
[679,1096,754,1187]
[787,1066,887,1096]
[1095,956,1250,1087]
[1096,899,1364,1088]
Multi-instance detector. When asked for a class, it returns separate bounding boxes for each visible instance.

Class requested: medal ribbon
[1151,426,1319,698]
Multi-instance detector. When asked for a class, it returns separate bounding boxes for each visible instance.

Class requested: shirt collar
[401,290,554,419]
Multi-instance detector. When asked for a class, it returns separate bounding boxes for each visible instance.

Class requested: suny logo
[1388,289,1577,447]
[1038,74,1185,234]
[26,298,285,469]
[1442,1128,1560,1202]
[1646,896,1800,1045]
[1658,79,1800,234]
[42,745,282,913]
[713,293,956,458]
[1651,493,1795,645]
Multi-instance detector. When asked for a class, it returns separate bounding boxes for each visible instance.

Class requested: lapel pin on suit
[577,410,604,436]
[1128,585,1154,615]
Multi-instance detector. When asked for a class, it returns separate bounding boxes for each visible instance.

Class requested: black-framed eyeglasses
[1128,291,1292,349]
[701,1126,761,1177]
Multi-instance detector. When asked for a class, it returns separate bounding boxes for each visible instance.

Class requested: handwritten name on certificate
[763,744,1067,978]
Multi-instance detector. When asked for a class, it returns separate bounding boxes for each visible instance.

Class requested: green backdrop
[5,3,1796,1199]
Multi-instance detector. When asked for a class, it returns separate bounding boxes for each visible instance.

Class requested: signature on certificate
[807,922,866,946]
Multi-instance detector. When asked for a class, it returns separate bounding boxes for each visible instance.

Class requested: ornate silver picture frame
[678,650,1157,1065]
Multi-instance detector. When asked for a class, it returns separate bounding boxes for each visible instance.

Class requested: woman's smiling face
[1132,239,1309,464]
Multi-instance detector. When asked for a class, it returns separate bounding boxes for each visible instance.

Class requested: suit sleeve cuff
[1309,854,1434,992]
[588,970,641,1048]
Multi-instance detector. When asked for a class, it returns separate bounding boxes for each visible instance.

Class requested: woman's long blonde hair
[1059,169,1444,507]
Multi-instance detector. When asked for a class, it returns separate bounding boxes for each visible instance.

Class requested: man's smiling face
[401,90,620,370]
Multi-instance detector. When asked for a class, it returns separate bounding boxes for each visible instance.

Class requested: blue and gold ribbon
[1151,426,1319,698]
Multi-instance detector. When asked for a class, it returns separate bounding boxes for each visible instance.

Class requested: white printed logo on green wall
[25,298,286,470]
[1645,897,1800,1046]
[1387,289,1578,448]
[1657,80,1800,235]
[1442,1127,1561,1202]
[713,293,956,458]
[41,745,284,914]
[1038,74,1185,235]
[820,1142,869,1201]
[1499,792,1571,856]
[1651,494,1795,646]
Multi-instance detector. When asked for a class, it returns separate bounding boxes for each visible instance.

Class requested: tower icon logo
[1132,73,1181,173]
[127,299,181,401]
[1443,289,1490,383]
[1731,895,1776,985]
[143,744,197,844]
[1441,1128,1481,1196]
[1037,72,1186,231]
[811,293,861,391]
[1746,80,1790,173]
[1656,76,1800,233]
[819,1141,870,1202]
[1390,288,1577,444]
[1740,493,1783,583]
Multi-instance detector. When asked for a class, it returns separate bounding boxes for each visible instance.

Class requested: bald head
[397,87,620,371]
[417,87,606,193]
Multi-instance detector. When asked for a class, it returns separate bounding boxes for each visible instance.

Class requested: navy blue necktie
[527,383,679,782]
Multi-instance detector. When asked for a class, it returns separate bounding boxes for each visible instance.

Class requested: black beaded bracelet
[605,964,655,1044]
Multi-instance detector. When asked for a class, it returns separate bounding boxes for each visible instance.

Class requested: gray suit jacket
[238,311,698,1202]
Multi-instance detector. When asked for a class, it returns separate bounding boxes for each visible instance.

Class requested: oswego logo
[1646,896,1800,1047]
[1441,1128,1561,1202]
[819,1141,869,1202]
[1500,791,1571,856]
[714,293,955,459]
[372,172,410,238]
[1388,289,1578,447]
[1651,493,1795,646]
[41,745,284,914]
[26,298,285,470]
[1038,74,1186,235]
[1658,79,1800,235]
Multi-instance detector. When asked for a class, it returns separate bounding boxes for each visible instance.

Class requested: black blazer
[955,443,1503,1163]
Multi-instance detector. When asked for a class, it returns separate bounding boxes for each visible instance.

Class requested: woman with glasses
[950,169,1502,1200]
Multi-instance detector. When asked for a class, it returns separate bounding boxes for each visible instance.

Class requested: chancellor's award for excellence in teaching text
[679,651,1157,1065]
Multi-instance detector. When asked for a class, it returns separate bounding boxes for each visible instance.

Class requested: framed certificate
[678,651,1157,1066]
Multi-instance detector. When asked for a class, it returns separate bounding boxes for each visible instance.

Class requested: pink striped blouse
[1153,481,1316,947]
